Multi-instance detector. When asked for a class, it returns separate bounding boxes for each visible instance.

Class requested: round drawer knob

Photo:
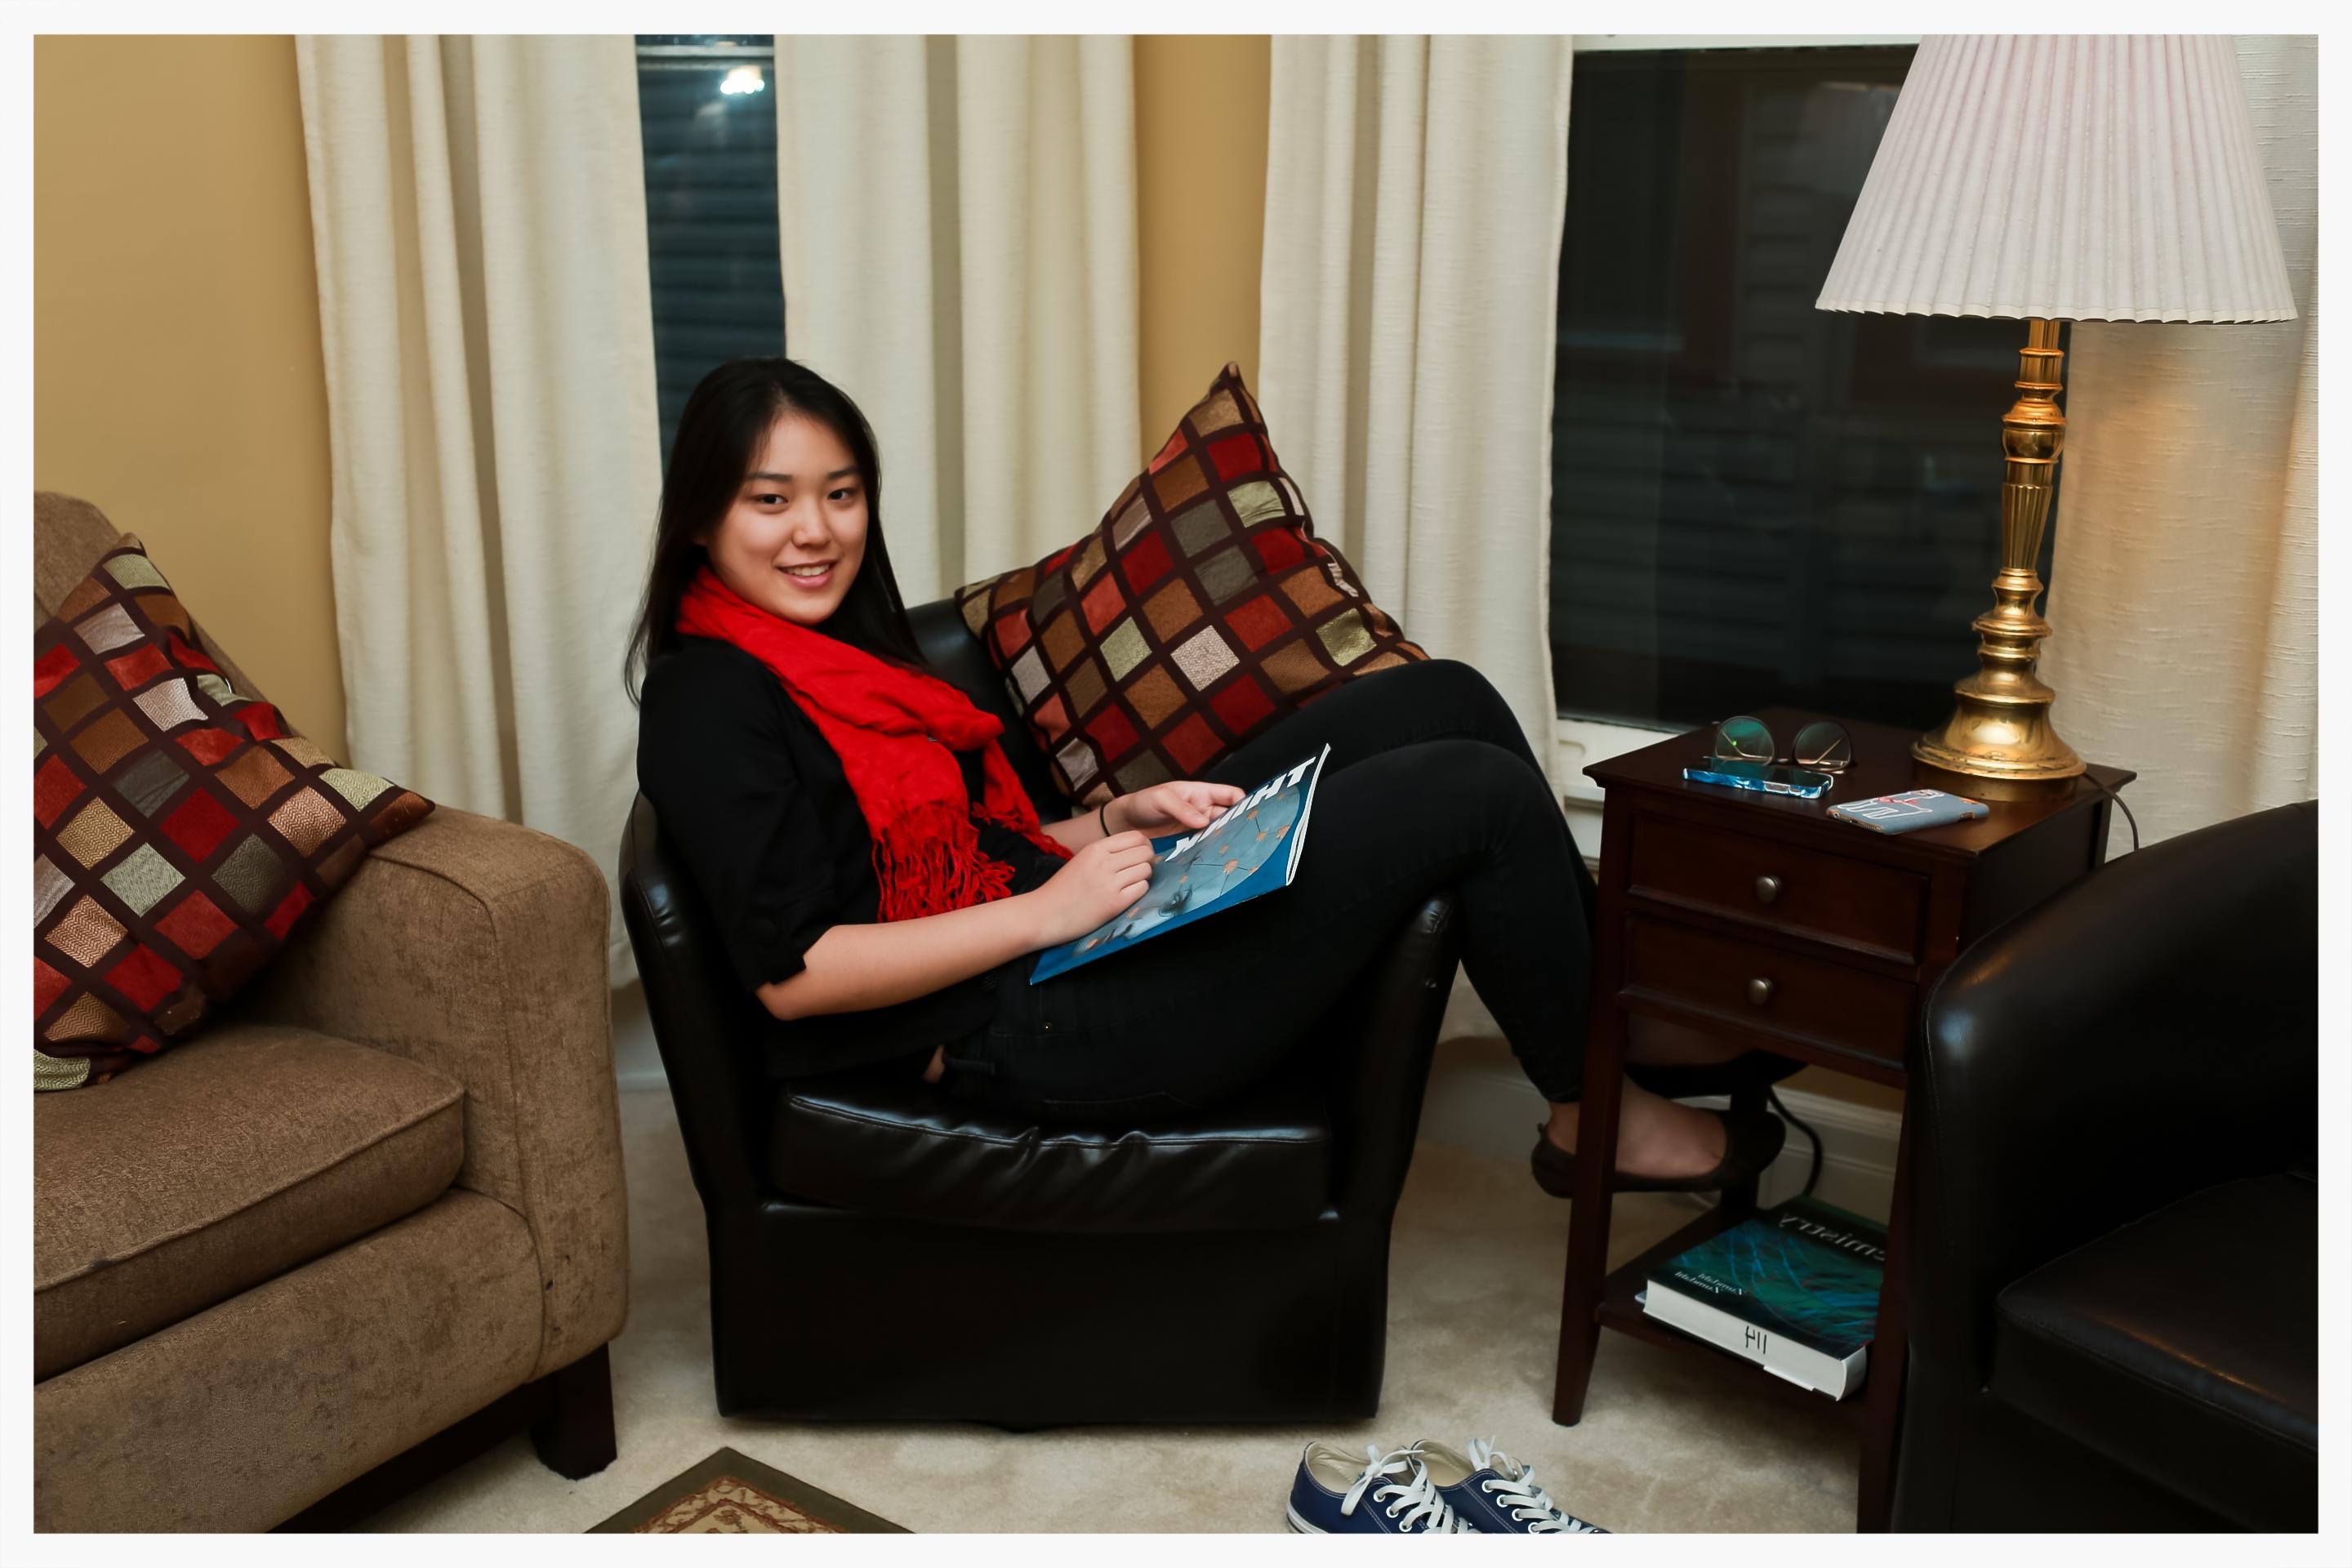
[1755,874,1783,904]
[1746,976,1775,1006]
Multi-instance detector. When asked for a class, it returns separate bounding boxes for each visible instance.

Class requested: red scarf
[675,566,1071,921]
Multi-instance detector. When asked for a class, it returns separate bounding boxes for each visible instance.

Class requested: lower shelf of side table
[1593,1200,1874,1431]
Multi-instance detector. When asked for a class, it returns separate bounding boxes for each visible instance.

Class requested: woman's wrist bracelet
[1097,798,1115,837]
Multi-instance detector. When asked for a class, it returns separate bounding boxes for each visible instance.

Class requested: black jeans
[941,659,1598,1120]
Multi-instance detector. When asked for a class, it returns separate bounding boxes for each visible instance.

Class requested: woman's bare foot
[1543,1081,1726,1182]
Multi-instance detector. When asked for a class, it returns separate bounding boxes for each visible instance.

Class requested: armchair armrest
[238,807,630,1379]
[1330,894,1463,1212]
[1909,800,2317,1374]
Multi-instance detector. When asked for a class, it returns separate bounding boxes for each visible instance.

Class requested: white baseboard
[1419,1016,1900,1223]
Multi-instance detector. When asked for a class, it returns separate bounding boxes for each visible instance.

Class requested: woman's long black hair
[625,357,930,702]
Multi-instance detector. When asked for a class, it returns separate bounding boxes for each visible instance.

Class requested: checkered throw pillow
[955,363,1426,805]
[33,537,433,1090]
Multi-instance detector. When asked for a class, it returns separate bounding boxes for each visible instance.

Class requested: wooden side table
[1548,707,2132,1534]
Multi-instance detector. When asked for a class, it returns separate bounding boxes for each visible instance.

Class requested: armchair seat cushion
[33,1024,465,1380]
[768,1066,1333,1233]
[1992,1169,2317,1530]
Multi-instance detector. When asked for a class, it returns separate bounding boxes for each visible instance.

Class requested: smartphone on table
[1681,758,1838,799]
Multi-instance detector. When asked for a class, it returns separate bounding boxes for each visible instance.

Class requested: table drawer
[1620,913,1915,1065]
[1628,812,1928,961]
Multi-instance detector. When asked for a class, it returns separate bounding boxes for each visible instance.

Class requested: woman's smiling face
[697,412,868,628]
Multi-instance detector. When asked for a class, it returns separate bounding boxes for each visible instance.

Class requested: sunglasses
[1709,715,1853,774]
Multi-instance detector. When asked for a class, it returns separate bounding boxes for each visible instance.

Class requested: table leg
[1855,1100,1914,1531]
[1550,993,1629,1426]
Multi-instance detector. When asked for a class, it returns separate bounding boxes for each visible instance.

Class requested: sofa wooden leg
[530,1345,617,1480]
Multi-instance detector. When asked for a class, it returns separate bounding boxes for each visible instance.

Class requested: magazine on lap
[1029,743,1330,983]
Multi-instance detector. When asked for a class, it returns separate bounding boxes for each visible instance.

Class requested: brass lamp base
[1914,317,2084,794]
[1913,714,2082,801]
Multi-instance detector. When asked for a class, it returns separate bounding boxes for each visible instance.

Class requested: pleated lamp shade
[1818,35,2296,323]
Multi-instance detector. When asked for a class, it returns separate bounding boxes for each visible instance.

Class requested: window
[1548,45,2056,749]
[635,35,786,464]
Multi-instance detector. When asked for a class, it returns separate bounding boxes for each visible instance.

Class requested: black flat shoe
[1529,1107,1787,1197]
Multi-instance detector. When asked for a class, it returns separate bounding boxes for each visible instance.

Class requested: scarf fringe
[872,800,1022,923]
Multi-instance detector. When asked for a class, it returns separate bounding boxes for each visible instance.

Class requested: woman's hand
[1111,780,1245,837]
[1026,830,1160,947]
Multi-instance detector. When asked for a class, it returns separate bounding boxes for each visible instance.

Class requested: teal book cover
[1650,1199,1887,1360]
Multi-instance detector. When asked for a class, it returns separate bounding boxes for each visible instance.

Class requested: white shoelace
[1466,1438,1606,1534]
[1339,1444,1471,1534]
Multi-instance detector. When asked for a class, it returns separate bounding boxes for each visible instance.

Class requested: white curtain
[772,36,1142,602]
[1258,36,1577,786]
[296,35,662,982]
[2041,35,2318,847]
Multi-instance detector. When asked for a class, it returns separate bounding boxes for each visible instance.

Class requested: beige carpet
[359,1087,1859,1534]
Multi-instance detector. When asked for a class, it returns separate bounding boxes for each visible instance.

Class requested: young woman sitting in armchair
[628,358,1782,1192]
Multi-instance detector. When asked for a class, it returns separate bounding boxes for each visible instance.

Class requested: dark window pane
[1549,47,2058,732]
[635,36,785,465]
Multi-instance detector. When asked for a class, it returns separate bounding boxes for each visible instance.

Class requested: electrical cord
[2081,771,2140,854]
[1767,1085,1824,1200]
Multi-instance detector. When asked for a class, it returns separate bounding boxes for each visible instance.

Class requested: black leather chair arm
[1329,894,1462,1213]
[620,792,773,1205]
[1909,800,2317,1376]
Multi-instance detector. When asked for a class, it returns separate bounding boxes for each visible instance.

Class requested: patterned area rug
[588,1448,908,1534]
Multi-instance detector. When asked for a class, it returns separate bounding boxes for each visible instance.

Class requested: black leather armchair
[619,597,1463,1425]
[1895,800,2318,1532]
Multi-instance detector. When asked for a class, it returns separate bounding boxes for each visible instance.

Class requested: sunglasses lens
[1715,715,1774,763]
[1793,721,1851,773]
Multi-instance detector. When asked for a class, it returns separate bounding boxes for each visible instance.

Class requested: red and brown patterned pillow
[955,363,1426,804]
[33,537,434,1090]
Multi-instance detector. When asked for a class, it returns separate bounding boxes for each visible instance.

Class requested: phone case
[1827,788,1989,833]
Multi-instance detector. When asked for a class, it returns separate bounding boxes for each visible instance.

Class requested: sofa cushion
[33,1024,465,1380]
[33,535,434,1089]
[954,363,1427,807]
[1992,1169,2316,1531]
[33,1188,540,1533]
[768,1065,1332,1232]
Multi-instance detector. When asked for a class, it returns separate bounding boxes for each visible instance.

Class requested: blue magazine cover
[1029,742,1330,983]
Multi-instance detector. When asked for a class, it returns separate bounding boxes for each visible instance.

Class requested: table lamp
[1817,34,2295,793]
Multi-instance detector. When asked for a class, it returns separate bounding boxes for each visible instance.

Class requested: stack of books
[1639,1198,1887,1401]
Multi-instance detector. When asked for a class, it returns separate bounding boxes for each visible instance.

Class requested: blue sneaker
[1416,1437,1611,1534]
[1285,1441,1470,1534]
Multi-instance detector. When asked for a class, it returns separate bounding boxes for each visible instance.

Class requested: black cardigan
[635,636,1062,1079]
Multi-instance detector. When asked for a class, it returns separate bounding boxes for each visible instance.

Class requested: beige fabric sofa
[32,492,630,1532]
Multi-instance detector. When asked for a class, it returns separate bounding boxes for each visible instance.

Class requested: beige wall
[1134,36,1270,451]
[1788,1067,1901,1113]
[35,35,345,760]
